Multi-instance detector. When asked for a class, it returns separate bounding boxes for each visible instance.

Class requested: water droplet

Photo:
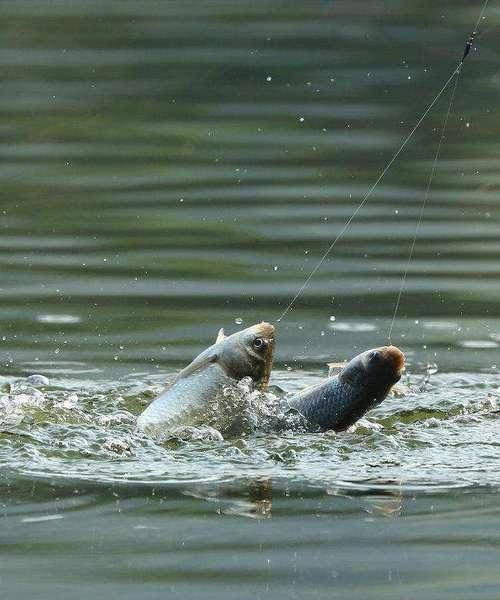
[234,317,243,325]
[329,315,336,322]
[426,363,438,376]
[266,75,272,82]
[273,265,278,271]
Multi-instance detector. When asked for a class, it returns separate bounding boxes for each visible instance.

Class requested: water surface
[1,1,499,598]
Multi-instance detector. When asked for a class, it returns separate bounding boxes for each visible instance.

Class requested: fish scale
[288,346,404,432]
[137,364,246,436]
[289,376,381,432]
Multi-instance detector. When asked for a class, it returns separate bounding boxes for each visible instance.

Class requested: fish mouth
[379,345,406,377]
[250,321,275,340]
[250,322,275,389]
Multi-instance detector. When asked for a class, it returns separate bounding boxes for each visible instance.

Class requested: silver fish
[137,322,275,436]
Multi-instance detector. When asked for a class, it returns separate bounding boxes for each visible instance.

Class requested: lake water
[1,1,499,598]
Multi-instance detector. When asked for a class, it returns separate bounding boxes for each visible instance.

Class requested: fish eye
[252,337,266,351]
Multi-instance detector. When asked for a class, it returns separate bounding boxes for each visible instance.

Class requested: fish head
[339,345,405,391]
[218,322,275,389]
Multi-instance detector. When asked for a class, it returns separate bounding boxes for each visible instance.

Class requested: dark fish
[288,346,405,432]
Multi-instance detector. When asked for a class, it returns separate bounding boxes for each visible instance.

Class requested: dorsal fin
[327,361,347,377]
[167,350,218,390]
[215,328,226,343]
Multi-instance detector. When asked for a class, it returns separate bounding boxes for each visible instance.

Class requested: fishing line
[388,0,489,339]
[275,0,489,326]
[387,67,462,340]
[275,63,460,324]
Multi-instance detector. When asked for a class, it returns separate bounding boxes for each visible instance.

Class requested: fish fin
[215,328,226,343]
[172,352,218,384]
[327,361,347,377]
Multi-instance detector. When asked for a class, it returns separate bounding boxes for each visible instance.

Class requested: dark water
[1,1,499,598]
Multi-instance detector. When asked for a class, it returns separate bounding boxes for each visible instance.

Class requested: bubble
[329,315,336,322]
[234,317,243,325]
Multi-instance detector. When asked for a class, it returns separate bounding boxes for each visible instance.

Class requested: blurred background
[1,0,499,375]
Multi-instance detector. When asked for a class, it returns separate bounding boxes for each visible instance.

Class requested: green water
[1,1,499,598]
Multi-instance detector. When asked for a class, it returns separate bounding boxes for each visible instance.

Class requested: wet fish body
[288,346,405,432]
[137,322,275,435]
[136,364,246,436]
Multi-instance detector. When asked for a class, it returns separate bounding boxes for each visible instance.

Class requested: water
[1,1,499,597]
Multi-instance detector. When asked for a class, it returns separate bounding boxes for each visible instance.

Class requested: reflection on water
[2,477,500,600]
[1,0,499,598]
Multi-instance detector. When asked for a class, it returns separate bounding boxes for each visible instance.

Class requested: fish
[137,322,275,436]
[287,345,405,432]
